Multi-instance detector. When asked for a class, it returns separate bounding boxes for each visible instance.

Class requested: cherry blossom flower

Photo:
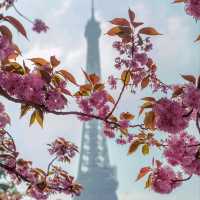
[48,138,78,162]
[152,165,182,194]
[164,131,200,176]
[182,84,200,111]
[0,36,14,61]
[185,0,200,20]
[46,90,67,111]
[153,98,189,134]
[108,75,117,89]
[32,19,49,33]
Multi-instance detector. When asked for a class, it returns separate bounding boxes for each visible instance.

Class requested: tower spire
[91,0,94,19]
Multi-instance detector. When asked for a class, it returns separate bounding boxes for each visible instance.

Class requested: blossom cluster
[32,19,49,34]
[164,131,200,176]
[182,84,200,111]
[0,71,67,111]
[0,36,14,62]
[185,0,200,20]
[152,165,182,194]
[0,102,10,129]
[48,137,78,162]
[112,36,170,93]
[0,124,82,200]
[77,90,111,120]
[153,98,189,134]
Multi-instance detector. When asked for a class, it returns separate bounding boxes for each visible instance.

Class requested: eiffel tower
[74,1,118,200]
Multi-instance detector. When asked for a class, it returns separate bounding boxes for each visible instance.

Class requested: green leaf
[35,110,44,128]
[30,111,37,126]
[145,174,152,189]
[142,144,150,155]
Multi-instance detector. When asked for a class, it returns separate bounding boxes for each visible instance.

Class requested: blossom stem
[172,175,192,183]
[12,4,33,24]
[196,112,200,135]
[47,156,57,176]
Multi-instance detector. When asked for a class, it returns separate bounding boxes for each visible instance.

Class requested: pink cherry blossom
[32,19,49,33]
[116,138,127,145]
[119,120,129,129]
[152,165,182,194]
[185,0,200,20]
[153,98,189,134]
[103,123,115,138]
[108,75,117,89]
[48,137,78,162]
[46,90,67,111]
[182,84,200,111]
[164,131,200,176]
[0,36,14,61]
[135,53,148,66]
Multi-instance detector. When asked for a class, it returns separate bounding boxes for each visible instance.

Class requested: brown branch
[0,87,147,133]
[172,175,192,183]
[196,112,200,135]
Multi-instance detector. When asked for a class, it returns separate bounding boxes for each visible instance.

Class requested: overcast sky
[1,0,200,199]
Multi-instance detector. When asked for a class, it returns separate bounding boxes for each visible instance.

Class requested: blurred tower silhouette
[74,1,118,200]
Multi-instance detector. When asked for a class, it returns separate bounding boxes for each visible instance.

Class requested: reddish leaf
[141,76,150,89]
[59,70,78,85]
[181,75,196,85]
[110,18,130,27]
[0,25,12,41]
[136,167,152,181]
[50,56,60,68]
[133,22,144,28]
[128,140,142,155]
[139,27,162,36]
[128,8,135,25]
[120,112,135,120]
[107,94,115,104]
[106,27,122,36]
[30,58,49,66]
[81,68,90,82]
[144,111,156,130]
[173,0,186,3]
[89,74,100,85]
[94,83,105,91]
[172,87,184,98]
[80,84,92,93]
[20,104,31,118]
[4,16,27,39]
[195,34,200,42]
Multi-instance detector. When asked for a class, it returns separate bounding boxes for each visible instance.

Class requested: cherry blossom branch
[172,175,192,183]
[12,4,33,24]
[105,72,128,120]
[0,86,145,132]
[196,112,200,135]
[46,156,57,176]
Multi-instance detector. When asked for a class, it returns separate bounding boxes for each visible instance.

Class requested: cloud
[53,0,72,17]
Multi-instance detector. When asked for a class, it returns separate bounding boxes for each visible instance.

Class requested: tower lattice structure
[74,1,118,200]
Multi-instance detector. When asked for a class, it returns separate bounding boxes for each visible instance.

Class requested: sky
[0,0,200,199]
